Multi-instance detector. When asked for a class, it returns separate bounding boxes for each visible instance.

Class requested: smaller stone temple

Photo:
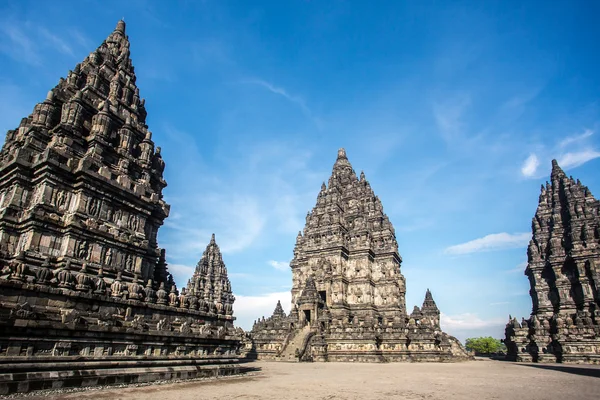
[185,234,236,317]
[0,21,243,394]
[504,160,600,363]
[249,149,469,362]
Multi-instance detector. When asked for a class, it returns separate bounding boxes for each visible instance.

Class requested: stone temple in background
[249,149,469,362]
[0,21,242,394]
[505,160,600,363]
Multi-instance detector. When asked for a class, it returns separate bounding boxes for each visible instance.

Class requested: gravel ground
[11,360,600,400]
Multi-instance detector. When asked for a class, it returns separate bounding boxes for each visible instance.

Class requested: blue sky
[1,0,599,342]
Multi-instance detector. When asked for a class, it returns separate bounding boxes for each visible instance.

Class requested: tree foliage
[464,337,504,355]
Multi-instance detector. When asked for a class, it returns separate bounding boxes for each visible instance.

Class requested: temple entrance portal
[304,310,311,324]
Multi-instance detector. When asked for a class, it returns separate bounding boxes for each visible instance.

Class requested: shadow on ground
[516,363,600,378]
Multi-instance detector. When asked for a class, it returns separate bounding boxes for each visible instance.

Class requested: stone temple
[249,149,469,362]
[0,21,242,394]
[504,160,600,363]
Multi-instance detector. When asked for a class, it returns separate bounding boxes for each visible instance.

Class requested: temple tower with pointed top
[250,149,469,362]
[187,234,235,316]
[0,22,244,393]
[0,20,169,284]
[292,147,406,325]
[505,160,600,363]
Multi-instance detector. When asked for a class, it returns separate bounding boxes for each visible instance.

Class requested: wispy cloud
[0,23,39,65]
[558,150,600,170]
[0,19,84,65]
[268,260,289,271]
[433,94,471,144]
[164,195,266,258]
[244,79,321,127]
[521,129,599,178]
[506,261,527,274]
[559,128,594,147]
[38,27,73,56]
[445,232,530,255]
[502,88,542,111]
[520,153,539,177]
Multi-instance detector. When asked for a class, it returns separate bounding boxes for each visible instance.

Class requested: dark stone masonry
[0,21,242,394]
[248,149,470,362]
[504,160,600,363]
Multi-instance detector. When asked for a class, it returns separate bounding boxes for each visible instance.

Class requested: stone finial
[101,99,111,113]
[115,20,126,34]
[210,233,216,244]
[337,148,347,159]
[550,159,565,179]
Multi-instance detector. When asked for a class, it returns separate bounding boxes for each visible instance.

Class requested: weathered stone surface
[0,21,242,393]
[249,149,469,362]
[505,160,600,363]
[186,234,235,316]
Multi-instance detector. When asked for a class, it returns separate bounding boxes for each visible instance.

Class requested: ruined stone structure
[249,149,469,362]
[505,160,600,363]
[0,21,243,394]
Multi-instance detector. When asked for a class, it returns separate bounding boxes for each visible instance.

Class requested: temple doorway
[319,290,327,303]
[304,310,311,324]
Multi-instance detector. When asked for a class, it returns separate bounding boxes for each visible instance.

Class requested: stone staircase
[276,326,312,362]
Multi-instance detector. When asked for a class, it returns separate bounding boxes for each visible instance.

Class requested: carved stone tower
[250,149,469,362]
[291,147,406,326]
[187,234,235,316]
[505,160,600,363]
[0,20,169,284]
[0,21,243,394]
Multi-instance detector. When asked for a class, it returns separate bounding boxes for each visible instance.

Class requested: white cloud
[233,291,291,330]
[441,312,506,330]
[559,129,594,147]
[489,301,511,306]
[441,312,507,342]
[520,153,539,177]
[165,263,195,286]
[163,195,266,259]
[521,130,598,179]
[557,149,600,170]
[268,260,289,271]
[445,232,530,255]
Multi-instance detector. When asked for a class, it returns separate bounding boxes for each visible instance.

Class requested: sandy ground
[25,360,600,400]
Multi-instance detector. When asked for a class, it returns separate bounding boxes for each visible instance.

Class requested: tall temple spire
[251,148,468,362]
[0,20,169,285]
[187,234,234,315]
[505,159,600,363]
[291,147,405,315]
[526,159,599,316]
[115,19,126,34]
[0,21,243,391]
[272,300,285,318]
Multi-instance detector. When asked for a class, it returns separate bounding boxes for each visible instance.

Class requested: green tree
[464,337,504,355]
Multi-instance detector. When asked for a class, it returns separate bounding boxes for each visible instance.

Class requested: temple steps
[276,326,312,362]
